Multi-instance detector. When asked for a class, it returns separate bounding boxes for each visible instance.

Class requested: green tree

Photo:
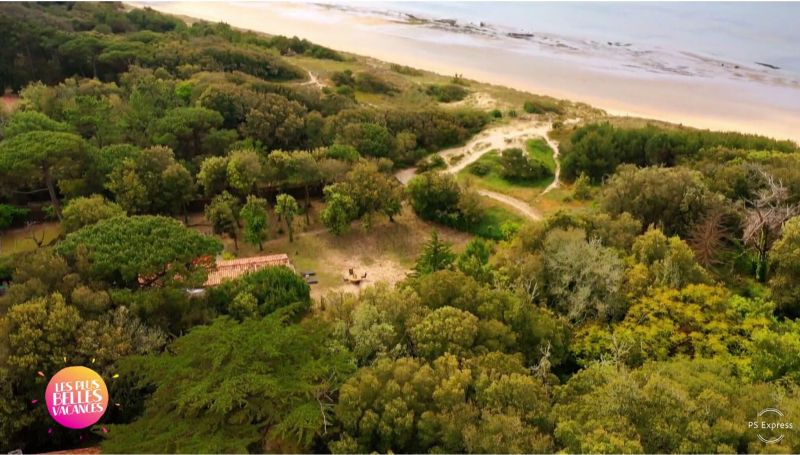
[414,231,455,275]
[542,228,625,322]
[573,285,771,366]
[61,195,125,233]
[102,314,354,453]
[59,33,107,78]
[56,215,222,288]
[240,93,306,150]
[153,107,225,158]
[205,191,241,250]
[240,195,269,250]
[2,111,72,138]
[286,151,321,222]
[162,163,195,222]
[410,306,479,359]
[63,94,121,147]
[229,291,258,320]
[330,162,403,229]
[320,186,357,235]
[337,122,393,157]
[332,354,552,453]
[275,193,299,242]
[197,155,230,198]
[0,131,89,219]
[456,238,493,282]
[499,147,549,181]
[407,171,463,227]
[770,216,800,316]
[226,149,262,195]
[601,165,717,236]
[572,172,592,200]
[627,227,708,296]
[106,146,193,215]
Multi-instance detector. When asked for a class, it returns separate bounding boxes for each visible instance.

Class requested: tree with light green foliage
[2,110,72,138]
[205,191,241,250]
[410,306,479,359]
[573,284,773,367]
[197,155,230,197]
[226,149,262,195]
[770,216,800,316]
[320,186,357,235]
[275,193,299,242]
[240,195,269,250]
[331,353,552,453]
[61,195,125,233]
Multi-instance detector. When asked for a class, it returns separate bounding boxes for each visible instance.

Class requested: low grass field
[469,198,527,240]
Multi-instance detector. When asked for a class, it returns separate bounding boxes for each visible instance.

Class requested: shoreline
[138,1,800,142]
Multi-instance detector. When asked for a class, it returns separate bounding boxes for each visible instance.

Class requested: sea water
[360,2,800,76]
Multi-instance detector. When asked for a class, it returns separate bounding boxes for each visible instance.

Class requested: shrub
[426,84,469,103]
[523,99,563,115]
[389,63,422,76]
[468,161,492,176]
[354,71,396,94]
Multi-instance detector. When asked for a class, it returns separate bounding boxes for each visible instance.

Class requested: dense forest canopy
[2,2,800,454]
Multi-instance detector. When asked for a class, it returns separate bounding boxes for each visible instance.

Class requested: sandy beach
[139,1,800,142]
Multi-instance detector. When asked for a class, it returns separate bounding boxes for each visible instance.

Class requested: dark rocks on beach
[756,62,781,70]
[508,32,535,39]
[434,19,457,26]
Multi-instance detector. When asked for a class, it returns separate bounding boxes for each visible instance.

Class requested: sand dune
[140,2,800,142]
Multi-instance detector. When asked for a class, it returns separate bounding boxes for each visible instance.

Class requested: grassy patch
[531,186,594,216]
[527,138,556,172]
[469,201,525,240]
[458,147,553,203]
[0,222,61,256]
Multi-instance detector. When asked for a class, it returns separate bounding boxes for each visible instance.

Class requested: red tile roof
[204,254,293,286]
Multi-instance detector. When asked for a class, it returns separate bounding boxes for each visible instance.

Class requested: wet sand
[139,1,800,142]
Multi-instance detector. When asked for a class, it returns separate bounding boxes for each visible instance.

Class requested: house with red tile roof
[203,254,294,287]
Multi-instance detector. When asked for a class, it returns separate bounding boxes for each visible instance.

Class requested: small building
[203,254,294,287]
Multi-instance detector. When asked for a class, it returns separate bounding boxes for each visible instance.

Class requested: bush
[325,143,361,162]
[499,148,549,181]
[523,99,563,115]
[490,109,502,118]
[572,172,593,200]
[331,69,355,87]
[208,266,311,318]
[390,63,422,76]
[416,154,447,173]
[426,84,469,103]
[468,161,492,176]
[562,122,799,182]
[354,71,396,94]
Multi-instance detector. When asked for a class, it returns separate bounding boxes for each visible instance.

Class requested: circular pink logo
[45,366,108,429]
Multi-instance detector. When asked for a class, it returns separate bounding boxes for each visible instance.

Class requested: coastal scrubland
[2,3,800,454]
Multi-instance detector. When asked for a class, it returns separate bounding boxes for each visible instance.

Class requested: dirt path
[395,119,557,220]
[477,189,542,220]
[299,71,325,89]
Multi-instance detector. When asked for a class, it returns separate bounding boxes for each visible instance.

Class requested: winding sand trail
[395,119,559,221]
